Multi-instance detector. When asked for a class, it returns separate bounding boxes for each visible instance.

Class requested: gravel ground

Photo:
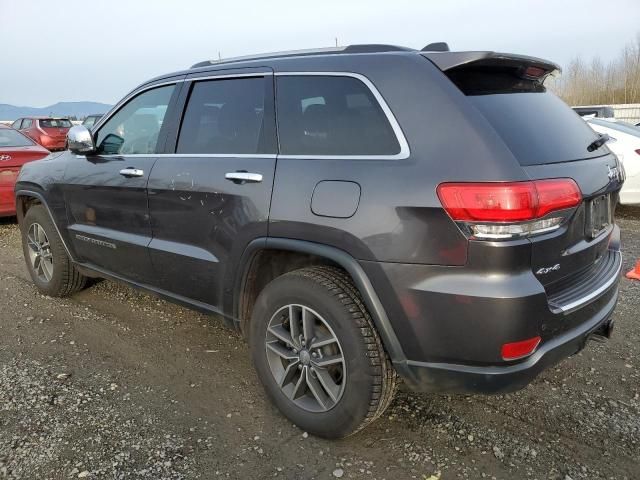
[0,208,639,480]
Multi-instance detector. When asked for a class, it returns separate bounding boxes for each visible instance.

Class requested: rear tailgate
[426,52,623,309]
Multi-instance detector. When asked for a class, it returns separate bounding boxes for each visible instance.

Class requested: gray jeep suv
[15,44,623,438]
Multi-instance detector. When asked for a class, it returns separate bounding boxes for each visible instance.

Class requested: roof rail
[190,44,415,69]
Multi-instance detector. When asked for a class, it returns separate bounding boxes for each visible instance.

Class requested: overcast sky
[1,0,638,107]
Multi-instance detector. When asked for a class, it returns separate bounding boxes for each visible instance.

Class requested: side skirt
[74,262,237,329]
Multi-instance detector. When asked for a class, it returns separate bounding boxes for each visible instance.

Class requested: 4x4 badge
[0,154,11,162]
[536,264,560,275]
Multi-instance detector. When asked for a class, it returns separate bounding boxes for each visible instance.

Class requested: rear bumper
[361,226,622,394]
[39,137,65,151]
[398,287,618,394]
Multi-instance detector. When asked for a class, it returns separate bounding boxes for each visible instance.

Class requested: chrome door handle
[119,168,144,177]
[225,172,263,183]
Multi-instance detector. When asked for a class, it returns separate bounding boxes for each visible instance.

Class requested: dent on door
[63,155,158,281]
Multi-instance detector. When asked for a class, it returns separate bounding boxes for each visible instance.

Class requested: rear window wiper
[587,133,610,152]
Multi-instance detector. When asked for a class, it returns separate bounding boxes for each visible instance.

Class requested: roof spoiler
[421,51,561,76]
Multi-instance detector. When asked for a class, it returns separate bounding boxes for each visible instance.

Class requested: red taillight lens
[437,179,581,222]
[534,179,583,217]
[501,336,541,361]
[523,66,547,78]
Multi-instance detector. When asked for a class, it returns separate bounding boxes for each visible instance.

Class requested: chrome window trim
[187,72,273,81]
[92,72,272,133]
[274,71,410,160]
[91,80,184,132]
[91,71,410,160]
[78,153,277,159]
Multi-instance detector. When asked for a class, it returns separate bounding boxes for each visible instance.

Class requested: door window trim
[165,70,276,157]
[91,81,183,157]
[90,70,409,160]
[274,71,410,160]
[91,78,185,134]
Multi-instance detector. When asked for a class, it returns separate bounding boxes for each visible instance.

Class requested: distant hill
[0,101,112,121]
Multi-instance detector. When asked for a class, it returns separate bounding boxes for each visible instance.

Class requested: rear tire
[249,266,397,438]
[21,204,87,297]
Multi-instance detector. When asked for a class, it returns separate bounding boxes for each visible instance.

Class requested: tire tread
[285,265,398,436]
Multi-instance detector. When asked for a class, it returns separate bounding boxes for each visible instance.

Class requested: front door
[63,83,181,283]
[147,70,277,312]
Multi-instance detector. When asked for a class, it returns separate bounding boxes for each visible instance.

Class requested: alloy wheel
[26,223,54,282]
[265,304,346,413]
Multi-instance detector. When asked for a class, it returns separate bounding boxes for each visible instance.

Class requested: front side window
[22,119,33,129]
[11,119,22,129]
[177,77,266,154]
[276,75,400,156]
[95,85,175,155]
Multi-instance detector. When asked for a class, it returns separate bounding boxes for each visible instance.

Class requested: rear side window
[276,75,400,156]
[39,119,72,128]
[0,128,34,147]
[177,77,268,154]
[448,67,603,165]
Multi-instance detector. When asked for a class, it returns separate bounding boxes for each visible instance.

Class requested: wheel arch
[235,237,409,367]
[15,189,76,261]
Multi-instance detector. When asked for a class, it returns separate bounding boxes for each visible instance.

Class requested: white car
[585,117,640,205]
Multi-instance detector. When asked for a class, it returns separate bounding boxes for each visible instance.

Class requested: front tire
[249,266,397,438]
[21,204,87,297]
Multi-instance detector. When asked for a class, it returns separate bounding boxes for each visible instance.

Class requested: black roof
[136,43,560,91]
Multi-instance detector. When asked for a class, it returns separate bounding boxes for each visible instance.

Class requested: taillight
[437,179,581,239]
[501,336,541,361]
[522,66,547,78]
[0,168,19,185]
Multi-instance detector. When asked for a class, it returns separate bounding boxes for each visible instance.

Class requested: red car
[11,116,72,151]
[0,125,49,216]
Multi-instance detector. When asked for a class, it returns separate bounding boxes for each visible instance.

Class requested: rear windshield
[448,67,604,165]
[39,119,72,128]
[0,128,34,147]
[588,118,640,138]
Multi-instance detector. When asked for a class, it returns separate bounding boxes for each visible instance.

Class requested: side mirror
[100,133,125,154]
[67,125,96,154]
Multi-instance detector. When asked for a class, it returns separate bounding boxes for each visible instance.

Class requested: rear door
[63,81,182,283]
[147,69,277,311]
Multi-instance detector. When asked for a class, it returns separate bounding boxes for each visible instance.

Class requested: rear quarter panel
[268,53,527,265]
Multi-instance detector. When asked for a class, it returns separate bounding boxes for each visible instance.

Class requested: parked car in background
[11,117,72,151]
[0,125,49,216]
[572,105,615,118]
[586,117,640,205]
[82,114,103,129]
[15,44,623,438]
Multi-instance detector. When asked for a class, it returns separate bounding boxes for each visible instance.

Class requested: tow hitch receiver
[590,319,615,343]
